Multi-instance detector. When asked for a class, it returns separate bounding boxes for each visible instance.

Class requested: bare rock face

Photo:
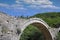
[0,12,22,40]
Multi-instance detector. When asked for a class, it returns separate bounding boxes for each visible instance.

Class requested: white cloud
[0,0,60,10]
[0,3,27,10]
[16,0,22,4]
[23,0,52,5]
[10,4,26,10]
[0,3,9,7]
[40,5,59,9]
[16,0,60,9]
[16,0,53,5]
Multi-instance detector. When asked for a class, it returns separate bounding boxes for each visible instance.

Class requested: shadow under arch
[19,18,53,40]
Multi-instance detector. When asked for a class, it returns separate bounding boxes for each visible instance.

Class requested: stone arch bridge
[0,12,60,40]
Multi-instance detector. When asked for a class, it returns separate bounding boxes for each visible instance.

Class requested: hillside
[20,12,60,40]
[30,12,60,28]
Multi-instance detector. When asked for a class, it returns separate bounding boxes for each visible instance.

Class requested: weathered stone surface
[0,12,59,40]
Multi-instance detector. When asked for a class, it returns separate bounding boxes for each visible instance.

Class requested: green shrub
[20,25,45,40]
[56,32,60,40]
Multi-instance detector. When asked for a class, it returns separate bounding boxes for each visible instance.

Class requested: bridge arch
[19,18,53,40]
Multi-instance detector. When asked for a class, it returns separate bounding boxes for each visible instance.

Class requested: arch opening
[19,22,53,40]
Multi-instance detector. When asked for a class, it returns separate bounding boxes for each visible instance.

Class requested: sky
[0,0,60,17]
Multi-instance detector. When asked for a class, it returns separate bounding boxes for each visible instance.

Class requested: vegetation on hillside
[20,12,60,40]
[30,12,60,28]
